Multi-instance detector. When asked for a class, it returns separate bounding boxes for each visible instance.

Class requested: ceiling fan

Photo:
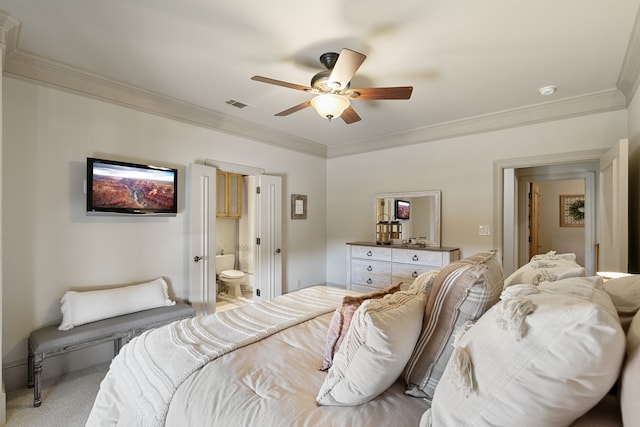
[251,48,413,124]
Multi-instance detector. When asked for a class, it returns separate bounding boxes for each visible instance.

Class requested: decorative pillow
[403,250,503,400]
[409,269,440,292]
[59,277,175,330]
[503,251,585,288]
[424,275,625,427]
[317,289,427,406]
[320,282,402,370]
[620,307,640,426]
[602,274,640,333]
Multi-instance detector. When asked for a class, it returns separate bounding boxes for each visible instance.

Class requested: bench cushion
[59,278,175,330]
[31,302,194,354]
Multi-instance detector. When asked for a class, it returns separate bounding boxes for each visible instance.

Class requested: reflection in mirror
[373,190,441,247]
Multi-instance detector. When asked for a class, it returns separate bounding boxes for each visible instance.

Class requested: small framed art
[560,194,585,227]
[291,194,307,219]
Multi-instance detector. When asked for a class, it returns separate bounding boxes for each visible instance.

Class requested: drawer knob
[367,250,373,256]
[367,265,373,271]
[412,255,419,261]
[367,278,373,284]
[412,271,419,278]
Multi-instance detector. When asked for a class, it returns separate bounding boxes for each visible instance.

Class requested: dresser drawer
[351,259,392,289]
[392,264,438,286]
[350,245,392,261]
[392,248,444,266]
[347,243,459,293]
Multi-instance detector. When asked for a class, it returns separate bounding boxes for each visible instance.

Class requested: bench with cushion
[27,301,195,407]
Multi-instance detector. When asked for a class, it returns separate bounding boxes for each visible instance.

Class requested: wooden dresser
[347,242,460,293]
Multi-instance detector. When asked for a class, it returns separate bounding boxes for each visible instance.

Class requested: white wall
[326,111,628,285]
[2,77,328,389]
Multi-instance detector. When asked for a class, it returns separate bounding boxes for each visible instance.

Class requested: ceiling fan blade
[328,49,366,91]
[274,100,312,116]
[251,76,311,92]
[341,106,361,124]
[350,86,413,100]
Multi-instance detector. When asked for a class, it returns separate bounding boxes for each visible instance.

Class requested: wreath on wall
[568,199,585,221]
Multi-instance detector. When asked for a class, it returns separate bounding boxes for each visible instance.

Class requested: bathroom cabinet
[216,171,242,218]
[347,242,460,293]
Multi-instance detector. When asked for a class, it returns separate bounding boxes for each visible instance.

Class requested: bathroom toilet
[215,254,245,298]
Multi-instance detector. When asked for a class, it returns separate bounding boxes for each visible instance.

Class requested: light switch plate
[479,225,491,236]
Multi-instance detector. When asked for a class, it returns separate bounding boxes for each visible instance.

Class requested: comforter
[86,286,430,426]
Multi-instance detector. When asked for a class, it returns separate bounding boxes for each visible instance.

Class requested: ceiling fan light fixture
[310,93,350,121]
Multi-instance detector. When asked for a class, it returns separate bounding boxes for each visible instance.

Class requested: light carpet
[6,361,110,426]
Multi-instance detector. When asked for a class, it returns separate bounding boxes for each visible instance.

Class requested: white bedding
[87,285,430,426]
[165,309,430,426]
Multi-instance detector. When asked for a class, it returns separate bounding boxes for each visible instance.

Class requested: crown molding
[327,90,626,158]
[0,10,20,67]
[4,49,328,158]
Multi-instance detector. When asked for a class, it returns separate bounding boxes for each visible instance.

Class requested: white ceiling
[2,1,640,157]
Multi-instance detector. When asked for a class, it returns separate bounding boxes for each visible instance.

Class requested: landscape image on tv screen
[91,162,176,211]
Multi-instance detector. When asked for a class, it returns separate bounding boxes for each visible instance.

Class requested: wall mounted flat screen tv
[87,157,178,216]
[395,199,410,220]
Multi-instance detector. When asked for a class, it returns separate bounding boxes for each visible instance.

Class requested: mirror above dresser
[373,190,441,247]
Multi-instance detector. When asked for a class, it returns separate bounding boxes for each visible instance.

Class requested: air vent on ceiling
[226,99,254,109]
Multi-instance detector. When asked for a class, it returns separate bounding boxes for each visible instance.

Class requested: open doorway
[499,139,628,277]
[510,162,596,275]
[189,161,282,316]
[523,179,586,266]
[214,173,283,312]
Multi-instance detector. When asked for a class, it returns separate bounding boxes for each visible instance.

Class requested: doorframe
[204,159,264,176]
[494,149,606,276]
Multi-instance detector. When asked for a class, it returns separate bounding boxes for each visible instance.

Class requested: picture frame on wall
[560,194,585,227]
[291,194,307,220]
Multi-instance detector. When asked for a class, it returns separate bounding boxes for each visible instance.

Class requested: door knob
[193,255,208,262]
[276,248,281,254]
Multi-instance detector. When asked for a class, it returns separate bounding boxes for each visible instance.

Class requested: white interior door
[189,164,217,315]
[255,175,282,301]
[597,139,628,273]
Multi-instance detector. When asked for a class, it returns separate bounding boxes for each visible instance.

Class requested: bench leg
[27,350,34,388]
[114,337,125,355]
[32,354,43,407]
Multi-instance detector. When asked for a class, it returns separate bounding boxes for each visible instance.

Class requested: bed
[87,250,636,426]
[86,284,432,426]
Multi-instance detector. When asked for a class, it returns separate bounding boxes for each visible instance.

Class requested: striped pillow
[403,250,503,400]
[320,282,402,370]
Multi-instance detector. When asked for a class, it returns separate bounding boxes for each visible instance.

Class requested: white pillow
[603,274,640,332]
[620,308,640,426]
[504,251,585,287]
[424,276,625,427]
[316,289,427,406]
[59,278,175,330]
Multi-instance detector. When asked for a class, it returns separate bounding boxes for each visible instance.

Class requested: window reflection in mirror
[373,191,441,247]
